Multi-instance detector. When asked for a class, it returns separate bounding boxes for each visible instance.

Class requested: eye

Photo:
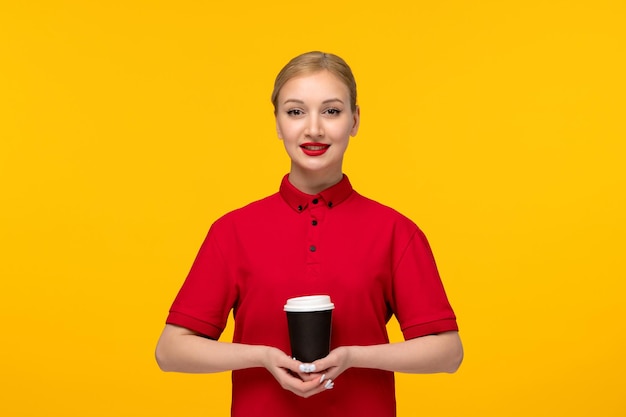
[324,108,342,116]
[287,109,304,116]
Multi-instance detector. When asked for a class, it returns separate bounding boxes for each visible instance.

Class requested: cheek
[277,121,300,139]
[280,127,297,141]
[340,122,355,137]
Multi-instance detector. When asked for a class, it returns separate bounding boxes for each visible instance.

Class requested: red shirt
[166,174,458,417]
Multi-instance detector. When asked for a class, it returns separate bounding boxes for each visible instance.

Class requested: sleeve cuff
[402,318,459,340]
[166,310,224,340]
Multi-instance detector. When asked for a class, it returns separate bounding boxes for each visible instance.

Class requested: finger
[311,355,336,373]
[294,362,320,380]
[323,378,334,390]
[298,377,335,396]
[283,375,327,398]
[292,373,319,384]
[280,356,303,374]
[298,363,317,373]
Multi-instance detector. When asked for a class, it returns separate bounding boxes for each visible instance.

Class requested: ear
[350,105,361,137]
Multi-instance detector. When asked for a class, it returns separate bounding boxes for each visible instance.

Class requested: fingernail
[299,363,316,373]
[319,374,326,384]
[324,379,334,389]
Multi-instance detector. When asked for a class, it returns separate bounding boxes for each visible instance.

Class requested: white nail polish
[319,374,326,384]
[299,363,316,373]
[324,379,333,389]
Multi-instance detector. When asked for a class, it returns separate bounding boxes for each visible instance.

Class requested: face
[275,70,360,183]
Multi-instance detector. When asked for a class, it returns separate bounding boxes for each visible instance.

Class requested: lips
[300,142,330,156]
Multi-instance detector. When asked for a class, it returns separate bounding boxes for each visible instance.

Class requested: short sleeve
[391,227,458,340]
[166,219,238,339]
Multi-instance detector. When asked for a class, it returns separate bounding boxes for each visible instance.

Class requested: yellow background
[1,1,624,415]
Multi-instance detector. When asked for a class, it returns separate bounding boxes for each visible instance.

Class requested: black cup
[284,295,334,363]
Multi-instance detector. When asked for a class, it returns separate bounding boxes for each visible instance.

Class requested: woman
[156,51,463,417]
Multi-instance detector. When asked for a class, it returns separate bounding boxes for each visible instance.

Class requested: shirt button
[297,205,303,211]
[327,201,333,208]
[311,220,318,226]
[312,198,319,204]
[309,245,316,252]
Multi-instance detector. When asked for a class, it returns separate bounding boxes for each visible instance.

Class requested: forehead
[278,70,350,103]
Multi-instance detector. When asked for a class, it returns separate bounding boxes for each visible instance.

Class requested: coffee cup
[284,295,334,363]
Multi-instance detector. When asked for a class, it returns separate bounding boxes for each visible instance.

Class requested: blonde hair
[271,51,358,114]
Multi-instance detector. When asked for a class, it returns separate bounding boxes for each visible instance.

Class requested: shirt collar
[279,174,353,212]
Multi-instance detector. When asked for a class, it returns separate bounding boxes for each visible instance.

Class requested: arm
[348,331,463,373]
[155,324,327,397]
[308,331,463,383]
[155,324,271,373]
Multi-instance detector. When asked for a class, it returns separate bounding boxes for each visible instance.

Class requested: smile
[300,143,330,156]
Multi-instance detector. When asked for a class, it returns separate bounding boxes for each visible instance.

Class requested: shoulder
[349,190,418,230]
[212,192,281,226]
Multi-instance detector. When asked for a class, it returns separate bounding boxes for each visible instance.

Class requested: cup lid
[284,295,335,312]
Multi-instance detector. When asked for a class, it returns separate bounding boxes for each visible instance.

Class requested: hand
[261,347,330,398]
[305,346,352,390]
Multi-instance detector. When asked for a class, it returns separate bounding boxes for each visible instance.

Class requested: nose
[305,114,324,138]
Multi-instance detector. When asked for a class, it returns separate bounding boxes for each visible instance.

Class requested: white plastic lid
[284,295,335,312]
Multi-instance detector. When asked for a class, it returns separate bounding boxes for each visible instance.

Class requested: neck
[288,167,343,195]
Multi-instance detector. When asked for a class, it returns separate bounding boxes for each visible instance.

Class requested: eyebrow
[282,98,345,105]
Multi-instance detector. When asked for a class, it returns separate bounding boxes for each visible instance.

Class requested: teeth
[304,146,327,150]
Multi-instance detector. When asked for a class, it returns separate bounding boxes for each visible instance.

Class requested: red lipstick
[300,142,330,156]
